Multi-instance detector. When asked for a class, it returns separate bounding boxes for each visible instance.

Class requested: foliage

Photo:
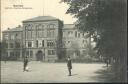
[0,41,8,61]
[61,0,127,82]
[68,40,79,56]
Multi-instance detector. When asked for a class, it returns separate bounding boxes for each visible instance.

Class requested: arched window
[28,24,31,30]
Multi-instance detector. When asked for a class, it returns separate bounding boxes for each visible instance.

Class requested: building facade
[2,16,91,61]
[2,25,23,60]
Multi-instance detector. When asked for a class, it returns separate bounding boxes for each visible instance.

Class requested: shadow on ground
[71,74,78,76]
[91,65,120,83]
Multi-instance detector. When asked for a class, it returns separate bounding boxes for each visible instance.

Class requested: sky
[1,0,77,32]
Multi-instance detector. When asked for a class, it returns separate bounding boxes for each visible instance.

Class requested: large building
[2,16,91,61]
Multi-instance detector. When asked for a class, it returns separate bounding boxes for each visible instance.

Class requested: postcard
[0,0,127,83]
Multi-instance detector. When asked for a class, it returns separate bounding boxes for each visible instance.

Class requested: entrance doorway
[36,50,44,61]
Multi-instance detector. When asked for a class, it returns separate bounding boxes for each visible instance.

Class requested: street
[1,61,107,83]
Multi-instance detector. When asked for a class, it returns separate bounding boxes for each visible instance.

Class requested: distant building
[2,16,91,61]
[2,26,23,60]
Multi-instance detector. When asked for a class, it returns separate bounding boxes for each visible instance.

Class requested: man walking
[67,56,72,76]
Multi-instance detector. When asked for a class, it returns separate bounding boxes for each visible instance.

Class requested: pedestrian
[67,56,72,76]
[23,56,29,72]
[106,59,110,67]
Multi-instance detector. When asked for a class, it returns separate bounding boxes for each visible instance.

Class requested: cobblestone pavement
[1,61,107,83]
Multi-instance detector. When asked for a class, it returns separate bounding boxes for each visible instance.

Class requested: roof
[2,23,75,33]
[63,24,75,29]
[3,26,22,32]
[23,16,59,22]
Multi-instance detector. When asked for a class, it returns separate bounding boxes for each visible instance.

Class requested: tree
[69,40,79,58]
[56,20,64,60]
[61,0,127,82]
[0,41,8,62]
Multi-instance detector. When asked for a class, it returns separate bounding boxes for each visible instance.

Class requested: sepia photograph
[0,0,127,83]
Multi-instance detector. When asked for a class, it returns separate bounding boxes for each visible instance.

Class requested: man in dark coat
[23,56,29,72]
[67,56,72,76]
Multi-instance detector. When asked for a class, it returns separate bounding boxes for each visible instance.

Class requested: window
[48,50,55,55]
[30,51,33,58]
[48,24,55,29]
[15,33,21,39]
[4,34,9,40]
[47,40,55,48]
[68,31,73,37]
[25,26,27,30]
[37,31,43,38]
[52,30,55,37]
[42,31,44,37]
[10,34,15,40]
[42,40,44,47]
[27,31,31,39]
[15,42,20,48]
[47,30,51,37]
[62,41,66,48]
[10,52,14,57]
[83,33,86,37]
[83,40,84,43]
[50,24,54,28]
[83,44,87,47]
[15,33,18,37]
[32,31,34,38]
[68,31,73,34]
[27,25,32,30]
[47,30,55,37]
[25,25,34,39]
[6,43,8,48]
[83,50,87,55]
[75,50,80,56]
[78,33,80,38]
[15,51,20,58]
[28,42,32,48]
[26,51,29,56]
[83,33,84,37]
[36,24,44,38]
[68,31,70,35]
[10,43,14,48]
[5,52,8,57]
[75,31,77,37]
[47,25,50,28]
[38,24,42,30]
[83,40,87,44]
[4,42,8,48]
[26,50,33,58]
[36,40,38,47]
[37,24,44,30]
